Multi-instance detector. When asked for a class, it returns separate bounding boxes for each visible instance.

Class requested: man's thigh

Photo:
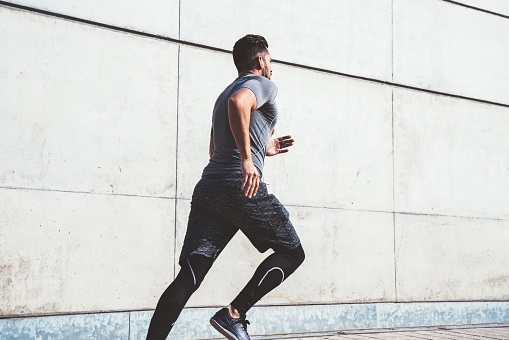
[179,201,238,266]
[213,182,301,254]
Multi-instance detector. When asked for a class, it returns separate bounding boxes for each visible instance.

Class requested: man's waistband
[201,173,244,179]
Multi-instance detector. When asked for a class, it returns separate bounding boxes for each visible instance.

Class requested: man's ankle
[227,304,241,319]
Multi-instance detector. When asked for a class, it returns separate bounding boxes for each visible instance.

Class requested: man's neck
[238,70,262,78]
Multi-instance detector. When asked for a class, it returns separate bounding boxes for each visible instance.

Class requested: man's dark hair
[233,34,269,72]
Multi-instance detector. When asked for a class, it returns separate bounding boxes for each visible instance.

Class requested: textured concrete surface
[0,189,175,315]
[395,214,509,302]
[394,0,509,105]
[278,207,395,304]
[393,88,509,219]
[180,0,392,81]
[2,302,509,339]
[375,302,509,329]
[0,312,129,340]
[2,0,179,37]
[0,6,179,198]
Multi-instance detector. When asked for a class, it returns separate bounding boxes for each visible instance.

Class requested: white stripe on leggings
[258,267,285,287]
[187,258,196,286]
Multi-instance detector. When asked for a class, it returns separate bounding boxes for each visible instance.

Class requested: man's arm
[228,87,258,198]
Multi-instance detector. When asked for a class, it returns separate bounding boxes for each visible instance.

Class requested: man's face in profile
[262,51,273,80]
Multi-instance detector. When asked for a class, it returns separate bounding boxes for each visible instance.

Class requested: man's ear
[258,55,265,69]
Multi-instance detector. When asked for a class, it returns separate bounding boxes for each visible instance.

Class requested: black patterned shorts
[179,173,301,265]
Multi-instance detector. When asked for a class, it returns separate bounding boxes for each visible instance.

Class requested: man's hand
[241,158,259,198]
[266,130,294,156]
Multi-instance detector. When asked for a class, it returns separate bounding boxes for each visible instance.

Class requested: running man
[146,34,305,340]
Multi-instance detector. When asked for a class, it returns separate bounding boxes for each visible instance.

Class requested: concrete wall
[1,0,508,338]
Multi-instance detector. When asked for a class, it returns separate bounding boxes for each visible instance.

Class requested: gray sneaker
[210,308,250,340]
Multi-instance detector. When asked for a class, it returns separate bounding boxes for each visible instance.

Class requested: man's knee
[271,244,305,278]
[185,254,214,290]
[287,244,305,267]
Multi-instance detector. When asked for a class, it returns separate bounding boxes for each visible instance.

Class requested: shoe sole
[210,318,239,340]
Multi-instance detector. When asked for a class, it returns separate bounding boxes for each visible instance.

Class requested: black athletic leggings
[146,244,305,340]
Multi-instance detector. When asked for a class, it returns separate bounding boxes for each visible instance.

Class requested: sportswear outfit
[146,74,304,340]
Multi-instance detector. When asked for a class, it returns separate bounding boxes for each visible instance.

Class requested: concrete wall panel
[180,0,393,81]
[394,88,509,219]
[177,47,394,211]
[0,189,175,316]
[176,201,395,306]
[2,0,179,37]
[395,214,509,301]
[394,0,509,104]
[455,0,509,16]
[0,7,179,198]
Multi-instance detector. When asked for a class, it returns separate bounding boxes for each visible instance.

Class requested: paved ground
[251,325,509,340]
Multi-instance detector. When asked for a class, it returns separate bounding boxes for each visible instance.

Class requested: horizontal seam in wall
[1,1,508,109]
[176,197,506,222]
[288,205,506,222]
[3,300,509,320]
[440,0,509,20]
[393,211,506,222]
[273,59,509,108]
[0,186,175,200]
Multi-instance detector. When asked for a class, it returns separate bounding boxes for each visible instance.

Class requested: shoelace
[233,316,250,330]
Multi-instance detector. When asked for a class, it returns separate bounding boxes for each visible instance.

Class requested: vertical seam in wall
[391,0,394,83]
[128,312,131,340]
[391,0,397,302]
[393,210,398,302]
[174,45,181,280]
[171,0,182,283]
[392,89,397,302]
[178,0,181,40]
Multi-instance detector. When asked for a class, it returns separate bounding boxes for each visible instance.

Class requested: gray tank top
[202,74,278,178]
